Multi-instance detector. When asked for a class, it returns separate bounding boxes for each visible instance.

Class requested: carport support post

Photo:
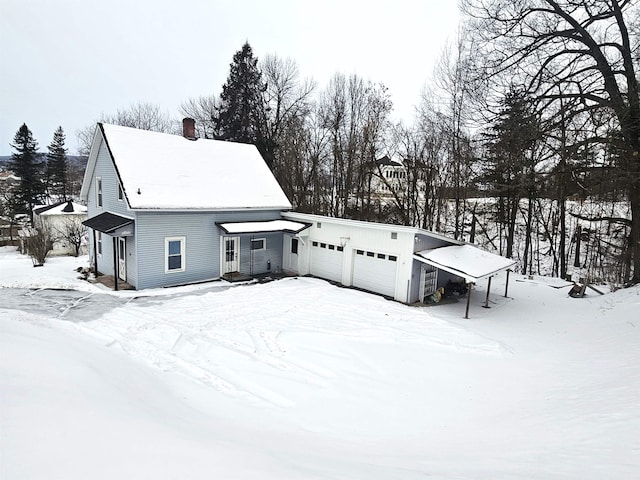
[504,269,511,298]
[465,282,473,319]
[112,236,118,291]
[483,276,492,308]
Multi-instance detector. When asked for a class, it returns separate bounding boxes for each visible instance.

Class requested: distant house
[80,119,514,316]
[33,200,88,256]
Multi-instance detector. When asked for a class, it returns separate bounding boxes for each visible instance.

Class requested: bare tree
[76,102,175,155]
[53,216,86,257]
[179,95,220,139]
[462,0,640,282]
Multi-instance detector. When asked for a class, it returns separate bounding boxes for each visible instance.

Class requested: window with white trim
[165,236,185,272]
[96,177,103,207]
[250,238,266,251]
[117,183,124,201]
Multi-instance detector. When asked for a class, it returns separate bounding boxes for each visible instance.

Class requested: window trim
[165,236,186,273]
[250,238,266,251]
[96,177,103,207]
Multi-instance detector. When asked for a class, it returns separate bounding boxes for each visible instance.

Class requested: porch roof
[83,212,134,234]
[217,219,310,235]
[414,244,516,283]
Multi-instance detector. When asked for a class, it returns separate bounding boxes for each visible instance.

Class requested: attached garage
[351,250,398,297]
[309,241,344,283]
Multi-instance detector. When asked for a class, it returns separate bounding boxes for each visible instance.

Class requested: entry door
[117,237,126,281]
[223,236,240,273]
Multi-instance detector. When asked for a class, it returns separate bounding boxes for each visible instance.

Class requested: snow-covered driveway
[1,247,639,479]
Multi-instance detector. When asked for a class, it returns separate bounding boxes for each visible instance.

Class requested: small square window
[377,253,386,259]
[320,243,327,248]
[317,222,322,228]
[337,246,344,252]
[328,244,335,250]
[356,250,364,255]
[250,238,265,251]
[312,241,318,247]
[366,251,375,257]
[388,255,397,262]
[391,232,398,239]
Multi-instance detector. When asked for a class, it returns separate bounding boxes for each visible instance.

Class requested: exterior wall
[86,140,133,276]
[285,214,416,302]
[237,232,283,275]
[86,142,131,218]
[37,214,88,256]
[135,209,283,290]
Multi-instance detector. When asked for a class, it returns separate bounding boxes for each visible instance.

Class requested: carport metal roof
[414,244,516,283]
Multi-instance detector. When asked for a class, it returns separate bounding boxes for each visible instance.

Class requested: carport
[414,245,516,318]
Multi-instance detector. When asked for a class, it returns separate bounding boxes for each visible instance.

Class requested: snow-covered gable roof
[98,124,292,210]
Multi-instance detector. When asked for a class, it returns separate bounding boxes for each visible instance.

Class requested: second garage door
[352,249,398,297]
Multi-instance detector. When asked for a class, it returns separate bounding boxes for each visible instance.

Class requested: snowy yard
[1,246,639,479]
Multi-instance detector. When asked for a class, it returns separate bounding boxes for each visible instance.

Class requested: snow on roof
[101,124,292,210]
[218,220,310,234]
[416,244,516,282]
[34,201,87,216]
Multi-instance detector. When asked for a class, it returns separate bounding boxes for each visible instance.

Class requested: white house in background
[33,200,88,256]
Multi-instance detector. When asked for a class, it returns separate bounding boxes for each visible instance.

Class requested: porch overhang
[217,219,311,235]
[414,244,516,283]
[83,212,135,236]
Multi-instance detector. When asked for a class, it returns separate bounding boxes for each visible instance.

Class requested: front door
[117,237,126,281]
[223,236,240,274]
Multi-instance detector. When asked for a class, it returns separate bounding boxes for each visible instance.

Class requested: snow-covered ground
[1,246,639,479]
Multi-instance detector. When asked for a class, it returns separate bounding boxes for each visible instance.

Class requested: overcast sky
[0,0,459,156]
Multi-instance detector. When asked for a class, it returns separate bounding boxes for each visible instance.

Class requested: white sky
[0,0,460,156]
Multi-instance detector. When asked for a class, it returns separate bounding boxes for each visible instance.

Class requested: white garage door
[352,250,398,297]
[309,241,344,283]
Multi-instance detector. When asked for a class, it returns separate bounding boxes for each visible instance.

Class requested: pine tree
[214,42,267,155]
[46,126,69,200]
[9,123,45,223]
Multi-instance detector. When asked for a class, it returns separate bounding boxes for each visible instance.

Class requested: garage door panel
[352,251,397,297]
[310,244,343,283]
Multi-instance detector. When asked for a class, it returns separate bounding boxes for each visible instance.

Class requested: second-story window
[117,183,124,201]
[96,177,103,207]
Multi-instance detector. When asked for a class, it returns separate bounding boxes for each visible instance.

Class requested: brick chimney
[182,117,196,140]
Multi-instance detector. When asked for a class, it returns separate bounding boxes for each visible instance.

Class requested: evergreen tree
[482,90,540,259]
[46,126,69,200]
[9,124,45,223]
[214,42,267,157]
